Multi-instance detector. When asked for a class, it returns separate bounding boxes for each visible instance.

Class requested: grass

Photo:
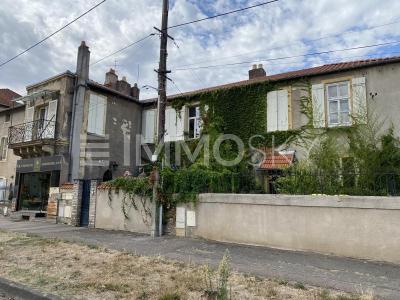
[0,231,373,300]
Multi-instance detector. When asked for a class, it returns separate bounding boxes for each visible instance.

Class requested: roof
[259,151,295,170]
[0,89,21,107]
[145,56,400,102]
[26,71,75,90]
[87,80,141,104]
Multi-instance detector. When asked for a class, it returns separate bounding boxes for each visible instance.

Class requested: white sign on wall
[176,207,186,229]
[186,210,196,227]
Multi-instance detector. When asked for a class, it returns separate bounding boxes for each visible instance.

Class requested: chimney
[105,68,118,88]
[76,41,90,81]
[249,63,266,80]
[131,83,140,100]
[116,75,131,96]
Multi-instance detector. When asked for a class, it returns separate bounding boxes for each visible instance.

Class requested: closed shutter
[44,99,58,138]
[312,83,325,128]
[277,89,289,131]
[176,107,185,140]
[0,178,6,201]
[352,77,367,124]
[142,109,155,144]
[88,94,106,135]
[24,106,34,141]
[164,108,175,142]
[267,91,278,132]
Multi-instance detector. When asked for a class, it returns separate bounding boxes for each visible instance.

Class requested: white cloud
[0,0,399,98]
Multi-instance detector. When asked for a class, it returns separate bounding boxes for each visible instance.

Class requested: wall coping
[199,194,400,210]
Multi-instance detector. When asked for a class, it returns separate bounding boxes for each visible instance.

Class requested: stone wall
[177,194,400,264]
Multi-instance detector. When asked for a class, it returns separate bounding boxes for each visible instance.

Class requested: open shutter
[24,106,34,141]
[267,91,278,132]
[312,84,325,128]
[176,107,185,140]
[44,100,57,138]
[164,108,175,142]
[352,77,367,124]
[277,89,289,131]
[142,109,155,144]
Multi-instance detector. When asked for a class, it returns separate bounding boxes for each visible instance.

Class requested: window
[188,106,201,139]
[141,109,156,144]
[0,137,7,161]
[326,81,350,126]
[5,113,10,123]
[88,93,107,136]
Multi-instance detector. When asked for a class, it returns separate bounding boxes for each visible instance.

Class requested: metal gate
[80,180,91,227]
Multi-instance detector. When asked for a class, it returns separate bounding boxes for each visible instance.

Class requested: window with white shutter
[188,106,202,139]
[142,109,156,144]
[165,107,184,142]
[87,93,107,136]
[43,99,58,138]
[326,81,351,127]
[267,90,289,132]
[24,106,34,141]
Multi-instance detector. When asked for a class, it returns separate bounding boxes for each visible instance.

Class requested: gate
[80,180,91,227]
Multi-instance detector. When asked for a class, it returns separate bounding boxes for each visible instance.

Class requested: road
[1,216,400,299]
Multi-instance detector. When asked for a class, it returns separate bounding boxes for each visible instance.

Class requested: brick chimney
[116,76,132,96]
[249,64,266,80]
[105,68,118,88]
[131,83,140,100]
[76,41,90,81]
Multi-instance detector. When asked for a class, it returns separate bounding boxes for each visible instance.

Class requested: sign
[16,156,63,173]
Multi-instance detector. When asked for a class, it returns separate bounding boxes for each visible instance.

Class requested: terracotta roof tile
[0,89,21,107]
[160,56,400,101]
[259,152,294,170]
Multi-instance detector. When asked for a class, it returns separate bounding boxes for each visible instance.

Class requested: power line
[174,40,400,71]
[90,34,155,66]
[0,0,107,69]
[87,1,281,67]
[168,0,280,29]
[173,17,400,69]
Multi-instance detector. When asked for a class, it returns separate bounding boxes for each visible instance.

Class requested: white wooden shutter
[267,91,278,132]
[277,89,289,131]
[44,100,57,138]
[87,95,96,134]
[352,77,367,124]
[164,108,175,142]
[176,107,185,140]
[142,109,155,144]
[24,106,34,141]
[312,83,325,128]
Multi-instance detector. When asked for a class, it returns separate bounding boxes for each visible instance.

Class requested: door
[80,180,91,227]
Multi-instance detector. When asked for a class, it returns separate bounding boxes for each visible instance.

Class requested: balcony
[8,120,56,157]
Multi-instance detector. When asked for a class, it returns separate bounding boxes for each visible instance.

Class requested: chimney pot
[105,68,118,88]
[249,64,266,80]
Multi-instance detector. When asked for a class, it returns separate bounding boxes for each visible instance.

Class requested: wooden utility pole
[152,0,170,237]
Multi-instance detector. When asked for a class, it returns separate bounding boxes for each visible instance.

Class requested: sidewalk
[1,216,400,299]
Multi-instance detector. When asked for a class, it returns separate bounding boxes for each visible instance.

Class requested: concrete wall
[178,193,400,264]
[95,188,153,234]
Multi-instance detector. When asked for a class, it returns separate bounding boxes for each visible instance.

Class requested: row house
[140,57,400,173]
[3,42,142,225]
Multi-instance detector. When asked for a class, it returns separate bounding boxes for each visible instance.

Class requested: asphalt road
[1,216,400,299]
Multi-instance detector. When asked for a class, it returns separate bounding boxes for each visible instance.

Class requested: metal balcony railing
[8,119,56,145]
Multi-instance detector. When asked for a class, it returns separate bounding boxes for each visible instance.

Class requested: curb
[0,277,62,300]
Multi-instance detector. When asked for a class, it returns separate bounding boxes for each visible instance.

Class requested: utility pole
[152,0,170,237]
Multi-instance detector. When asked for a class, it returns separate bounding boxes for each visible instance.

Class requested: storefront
[15,156,63,212]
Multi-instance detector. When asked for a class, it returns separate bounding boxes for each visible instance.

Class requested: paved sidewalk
[1,217,400,299]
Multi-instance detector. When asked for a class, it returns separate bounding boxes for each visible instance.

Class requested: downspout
[68,75,78,182]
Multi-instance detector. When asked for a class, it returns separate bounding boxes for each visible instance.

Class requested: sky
[1,0,400,100]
